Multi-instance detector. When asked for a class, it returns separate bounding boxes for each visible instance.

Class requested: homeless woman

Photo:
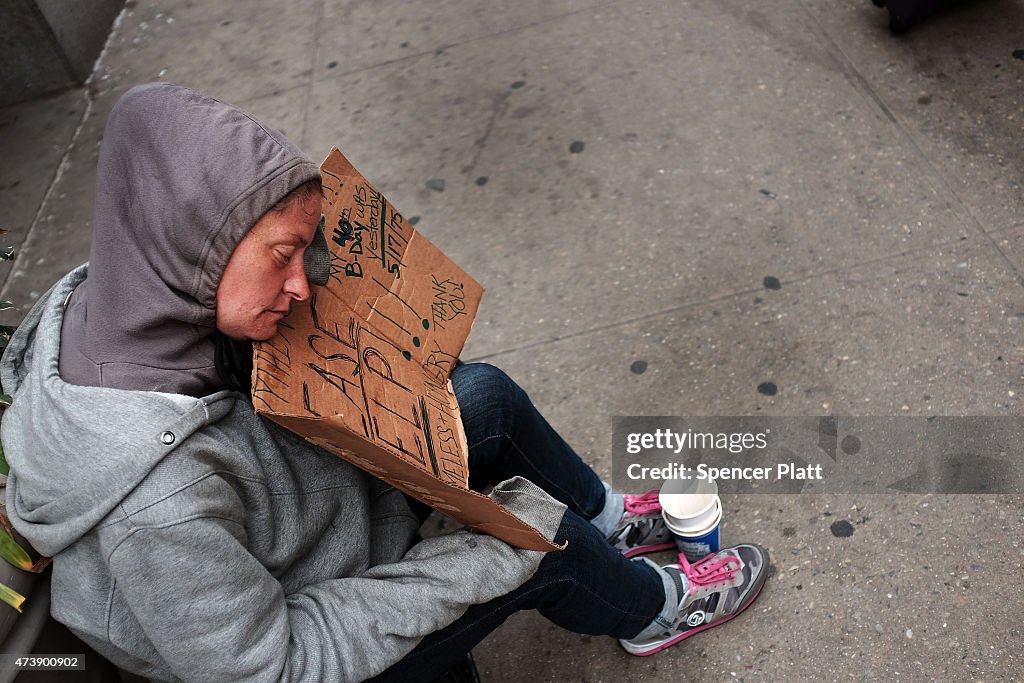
[0,84,768,682]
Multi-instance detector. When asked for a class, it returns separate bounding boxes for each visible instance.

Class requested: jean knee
[452,363,527,413]
[452,363,533,449]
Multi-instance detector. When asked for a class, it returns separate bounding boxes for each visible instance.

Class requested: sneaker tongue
[666,566,688,605]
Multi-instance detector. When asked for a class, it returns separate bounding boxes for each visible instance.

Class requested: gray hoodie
[59,83,323,395]
[0,84,565,682]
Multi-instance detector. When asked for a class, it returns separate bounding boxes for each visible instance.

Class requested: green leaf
[0,395,10,408]
[0,247,13,261]
[0,325,14,356]
[0,530,33,571]
[0,582,25,613]
[0,440,8,476]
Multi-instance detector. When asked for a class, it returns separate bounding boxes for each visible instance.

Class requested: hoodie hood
[1,268,237,556]
[59,83,321,395]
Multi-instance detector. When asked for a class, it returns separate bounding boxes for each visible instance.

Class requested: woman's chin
[252,326,279,341]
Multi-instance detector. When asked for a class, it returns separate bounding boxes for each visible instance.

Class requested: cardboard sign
[251,148,560,552]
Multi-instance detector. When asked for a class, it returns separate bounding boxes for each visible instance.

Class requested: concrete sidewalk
[1,0,1023,680]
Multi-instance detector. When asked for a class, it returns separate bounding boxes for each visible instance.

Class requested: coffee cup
[659,475,722,561]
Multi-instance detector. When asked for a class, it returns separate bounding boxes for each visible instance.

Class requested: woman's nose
[284,259,310,301]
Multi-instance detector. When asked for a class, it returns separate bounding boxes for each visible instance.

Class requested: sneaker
[619,544,770,656]
[606,490,676,558]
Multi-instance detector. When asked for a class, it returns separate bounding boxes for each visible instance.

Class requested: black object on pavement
[871,0,968,34]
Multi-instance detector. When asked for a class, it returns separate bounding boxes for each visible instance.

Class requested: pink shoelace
[623,490,741,588]
[623,490,662,516]
[678,552,741,589]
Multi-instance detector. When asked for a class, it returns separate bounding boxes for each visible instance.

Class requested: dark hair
[270,177,322,213]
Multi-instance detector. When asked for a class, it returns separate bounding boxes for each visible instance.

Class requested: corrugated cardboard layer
[252,148,560,552]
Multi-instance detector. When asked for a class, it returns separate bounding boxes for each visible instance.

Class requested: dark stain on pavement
[475,176,488,186]
[830,520,855,537]
[569,141,585,154]
[1012,49,1024,60]
[630,360,648,375]
[426,178,445,192]
[757,382,778,396]
[763,276,781,290]
[408,215,420,226]
[511,80,526,89]
[782,526,796,537]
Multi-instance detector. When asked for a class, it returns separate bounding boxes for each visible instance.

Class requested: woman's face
[215,194,321,341]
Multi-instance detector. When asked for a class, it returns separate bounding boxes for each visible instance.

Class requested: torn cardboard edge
[252,147,562,552]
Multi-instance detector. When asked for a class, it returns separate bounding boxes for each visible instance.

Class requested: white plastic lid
[658,475,719,519]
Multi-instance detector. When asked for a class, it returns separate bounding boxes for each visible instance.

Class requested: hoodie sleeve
[106,478,565,683]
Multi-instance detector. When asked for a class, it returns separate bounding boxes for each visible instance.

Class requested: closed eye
[274,247,297,265]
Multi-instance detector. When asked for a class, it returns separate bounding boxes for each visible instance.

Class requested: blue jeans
[370,363,665,682]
